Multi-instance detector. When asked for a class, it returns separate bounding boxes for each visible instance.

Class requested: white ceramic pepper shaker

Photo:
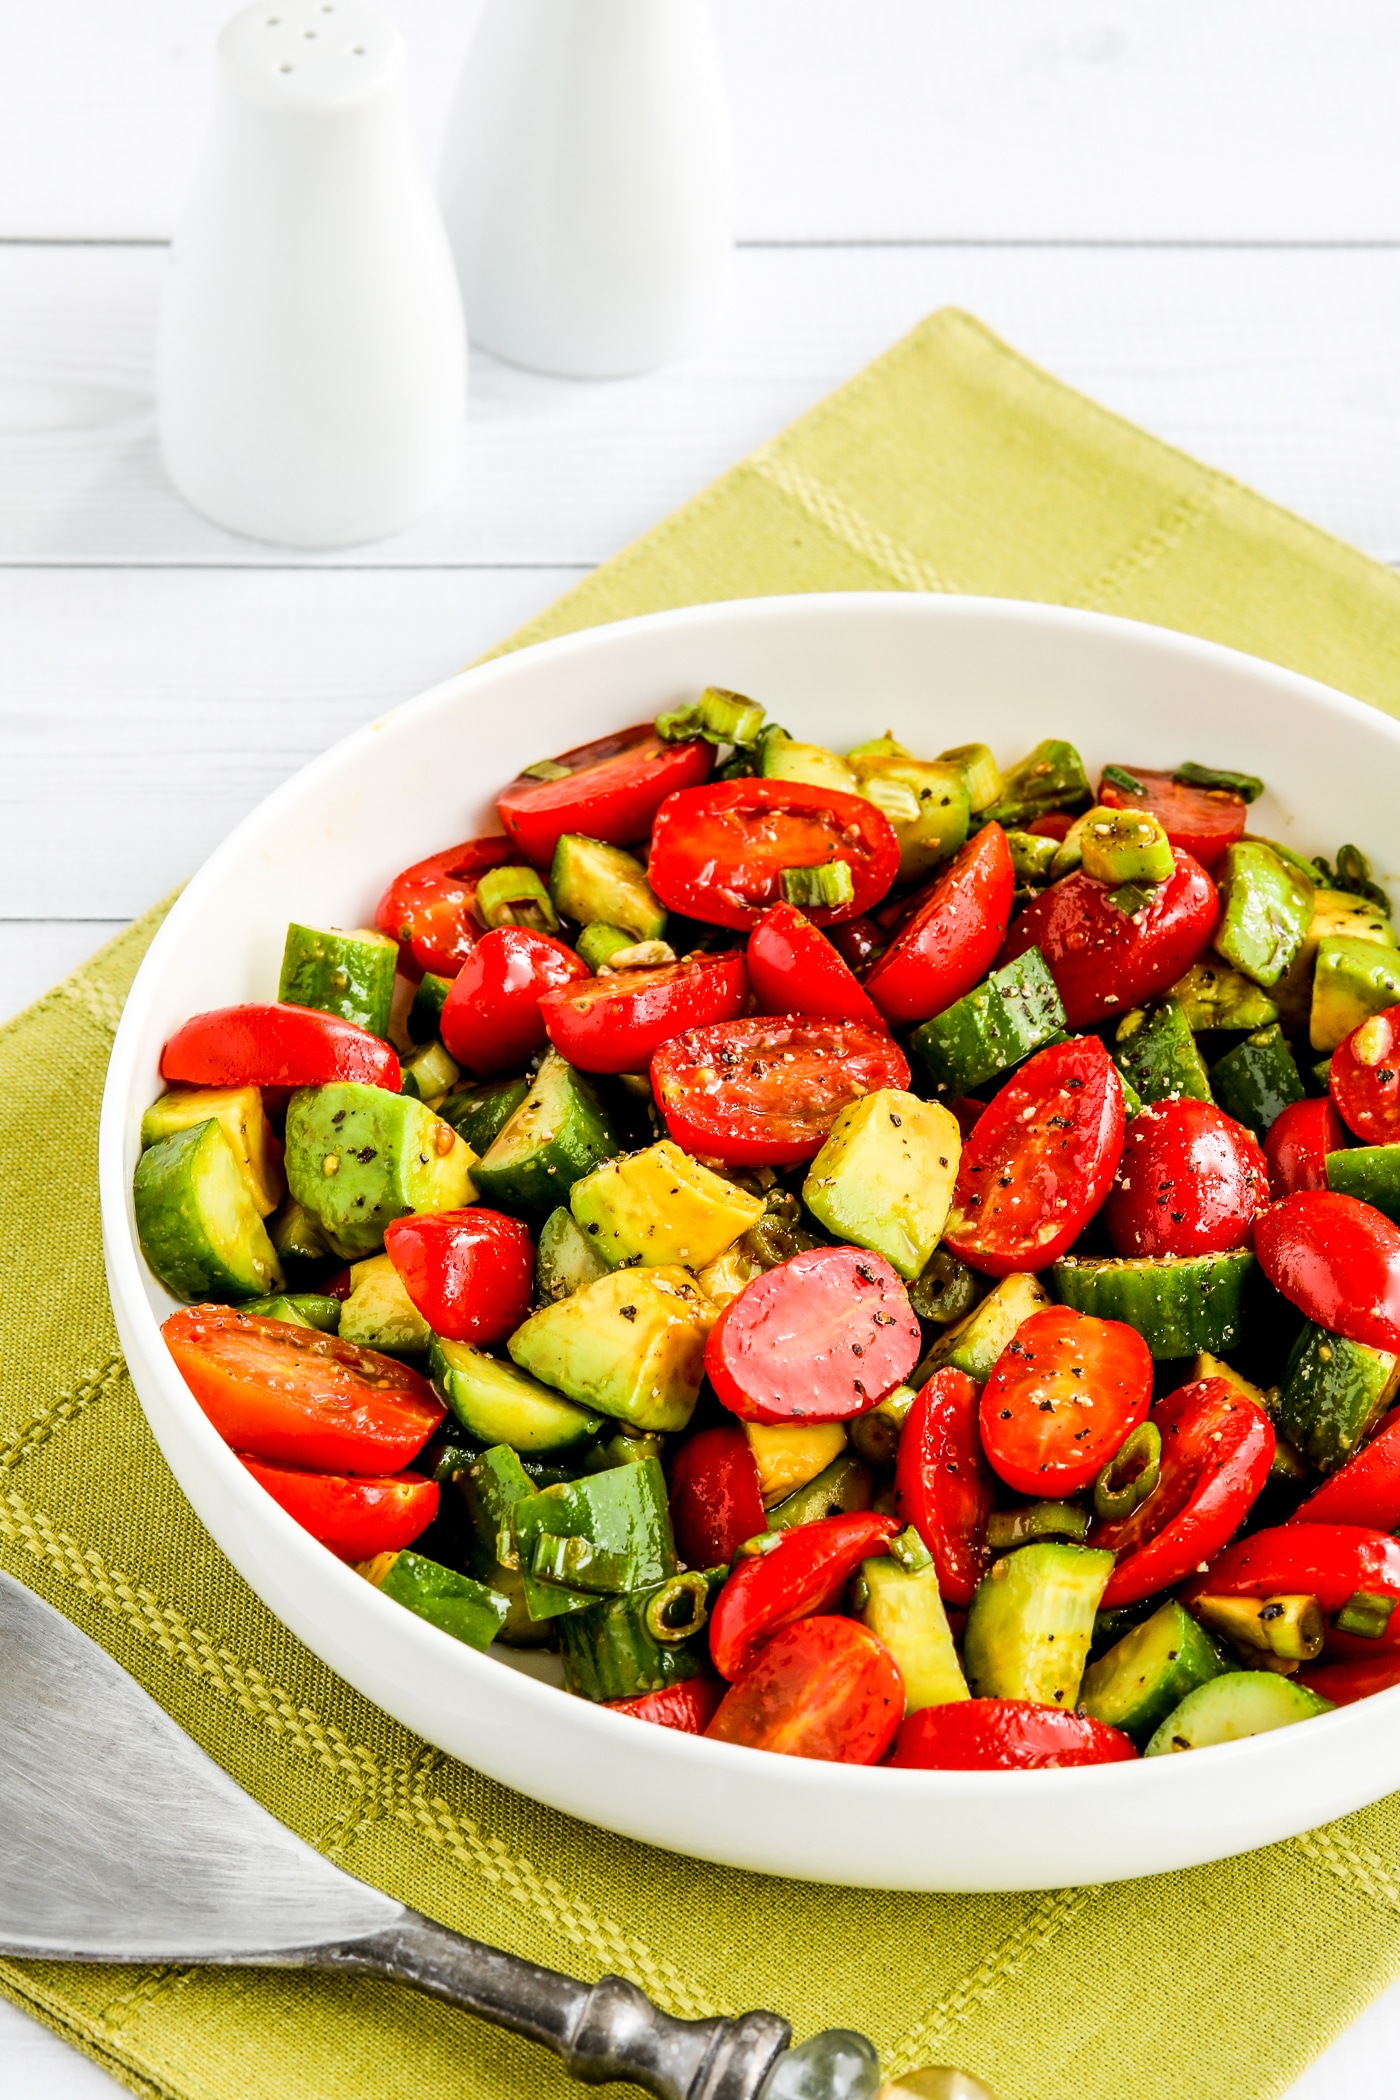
[158,0,466,548]
[439,0,738,379]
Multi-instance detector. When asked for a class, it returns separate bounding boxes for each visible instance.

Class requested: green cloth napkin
[6,309,1400,2100]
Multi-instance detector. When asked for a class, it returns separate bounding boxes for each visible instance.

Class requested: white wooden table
[6,1,1400,2090]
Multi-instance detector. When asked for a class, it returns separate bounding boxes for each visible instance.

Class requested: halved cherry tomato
[1026,812,1074,842]
[1255,1190,1400,1352]
[1090,1377,1274,1608]
[862,825,1015,1028]
[160,1004,400,1092]
[164,1307,444,1470]
[1000,850,1219,1031]
[604,1679,726,1733]
[979,1305,1152,1497]
[942,1036,1125,1276]
[887,1700,1136,1770]
[894,1368,995,1607]
[1291,1410,1400,1531]
[540,951,748,1075]
[667,1424,767,1569]
[1104,1099,1268,1259]
[439,927,588,1077]
[648,779,899,931]
[705,1248,921,1425]
[383,1209,534,1345]
[1297,1654,1400,1707]
[706,1615,904,1763]
[652,1015,910,1166]
[496,725,713,865]
[745,902,883,1025]
[240,1456,438,1561]
[1265,1096,1346,1198]
[1097,765,1247,872]
[826,915,885,973]
[374,836,518,978]
[1329,1005,1400,1144]
[1183,1521,1400,1652]
[708,1511,900,1679]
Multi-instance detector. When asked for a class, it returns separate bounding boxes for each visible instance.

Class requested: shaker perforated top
[219,0,402,109]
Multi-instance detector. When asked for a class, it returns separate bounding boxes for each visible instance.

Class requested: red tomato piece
[160,1004,400,1092]
[1296,1653,1400,1707]
[1329,1005,1400,1144]
[862,825,1015,1028]
[1291,1410,1400,1531]
[540,951,748,1076]
[647,779,899,931]
[240,1456,438,1562]
[1000,850,1219,1031]
[1265,1095,1347,1198]
[1097,765,1247,872]
[888,1699,1137,1771]
[1255,1190,1400,1353]
[1026,812,1074,842]
[496,725,713,865]
[383,1208,534,1346]
[603,1678,726,1733]
[1104,1099,1269,1259]
[652,1015,910,1166]
[946,1097,986,1142]
[745,902,883,1025]
[708,1512,900,1679]
[1090,1377,1274,1608]
[705,1248,921,1426]
[163,1307,444,1471]
[1183,1521,1400,1652]
[667,1424,767,1570]
[374,837,518,978]
[979,1305,1152,1498]
[706,1615,904,1763]
[894,1368,996,1607]
[826,915,885,973]
[942,1036,1126,1277]
[439,927,588,1077]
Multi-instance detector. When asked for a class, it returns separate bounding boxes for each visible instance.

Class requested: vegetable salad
[134,690,1400,1770]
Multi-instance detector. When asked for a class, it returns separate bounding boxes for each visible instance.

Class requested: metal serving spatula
[0,1569,969,2100]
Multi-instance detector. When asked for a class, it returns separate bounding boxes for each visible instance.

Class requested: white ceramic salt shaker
[439,0,738,379]
[158,0,466,549]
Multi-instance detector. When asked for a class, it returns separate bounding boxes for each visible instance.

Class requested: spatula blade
[0,1570,402,1959]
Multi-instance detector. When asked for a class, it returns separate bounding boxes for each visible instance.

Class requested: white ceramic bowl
[100,593,1400,1892]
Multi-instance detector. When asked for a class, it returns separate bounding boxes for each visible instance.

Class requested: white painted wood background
[5,1,1400,2092]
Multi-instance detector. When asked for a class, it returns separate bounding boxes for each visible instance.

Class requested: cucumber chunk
[278,922,398,1039]
[454,1444,552,1646]
[570,1139,763,1270]
[558,1575,715,1702]
[1208,1024,1303,1138]
[265,1195,329,1267]
[803,1090,962,1282]
[399,1040,459,1104]
[1112,998,1212,1107]
[910,949,1066,1099]
[141,1084,284,1217]
[549,835,666,943]
[360,1549,508,1652]
[471,1051,617,1215]
[765,1453,874,1531]
[339,1252,432,1356]
[1079,1600,1227,1745]
[1213,842,1314,988]
[1274,1321,1400,1473]
[917,1272,1048,1384]
[854,1536,969,1710]
[430,1338,603,1454]
[1052,1250,1255,1359]
[984,738,1092,829]
[963,1541,1114,1709]
[1325,1144,1400,1223]
[1144,1670,1333,1755]
[237,1291,342,1332]
[283,1082,476,1260]
[437,1076,531,1155]
[1169,959,1278,1033]
[134,1119,284,1303]
[407,972,452,1046]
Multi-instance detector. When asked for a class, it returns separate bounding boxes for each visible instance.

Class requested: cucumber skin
[438,1077,531,1155]
[239,1292,341,1333]
[1144,1669,1333,1755]
[1078,1600,1226,1745]
[1325,1144,1400,1223]
[911,948,1066,1097]
[429,1338,602,1454]
[378,1551,508,1652]
[1208,1025,1304,1138]
[278,922,397,1039]
[558,1583,710,1702]
[963,1542,1114,1708]
[408,973,452,1046]
[1274,1321,1399,1474]
[1052,1250,1255,1360]
[1112,998,1212,1108]
[133,1119,283,1303]
[513,1458,678,1597]
[472,1056,617,1214]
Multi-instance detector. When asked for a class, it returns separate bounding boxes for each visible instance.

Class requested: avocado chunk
[278,922,398,1039]
[847,752,970,883]
[802,1090,961,1282]
[695,1244,760,1311]
[1078,806,1175,886]
[963,1542,1115,1708]
[1273,886,1396,1033]
[558,1574,715,1702]
[984,738,1092,829]
[471,1051,617,1216]
[283,1081,476,1260]
[1325,1144,1400,1223]
[938,741,1003,815]
[759,733,858,795]
[1051,1249,1255,1358]
[141,1084,284,1217]
[536,1205,610,1302]
[1212,841,1314,988]
[549,835,666,943]
[745,1422,848,1507]
[569,1139,764,1270]
[430,1337,602,1454]
[358,1549,508,1652]
[1311,936,1400,1053]
[338,1252,431,1356]
[1113,998,1212,1107]
[1208,1023,1303,1137]
[508,1264,714,1432]
[1169,959,1279,1032]
[910,949,1065,1098]
[1078,1600,1227,1745]
[1144,1670,1333,1755]
[1274,1321,1400,1473]
[134,1118,284,1303]
[765,1452,874,1531]
[437,1076,531,1155]
[854,1530,969,1710]
[916,1272,1047,1385]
